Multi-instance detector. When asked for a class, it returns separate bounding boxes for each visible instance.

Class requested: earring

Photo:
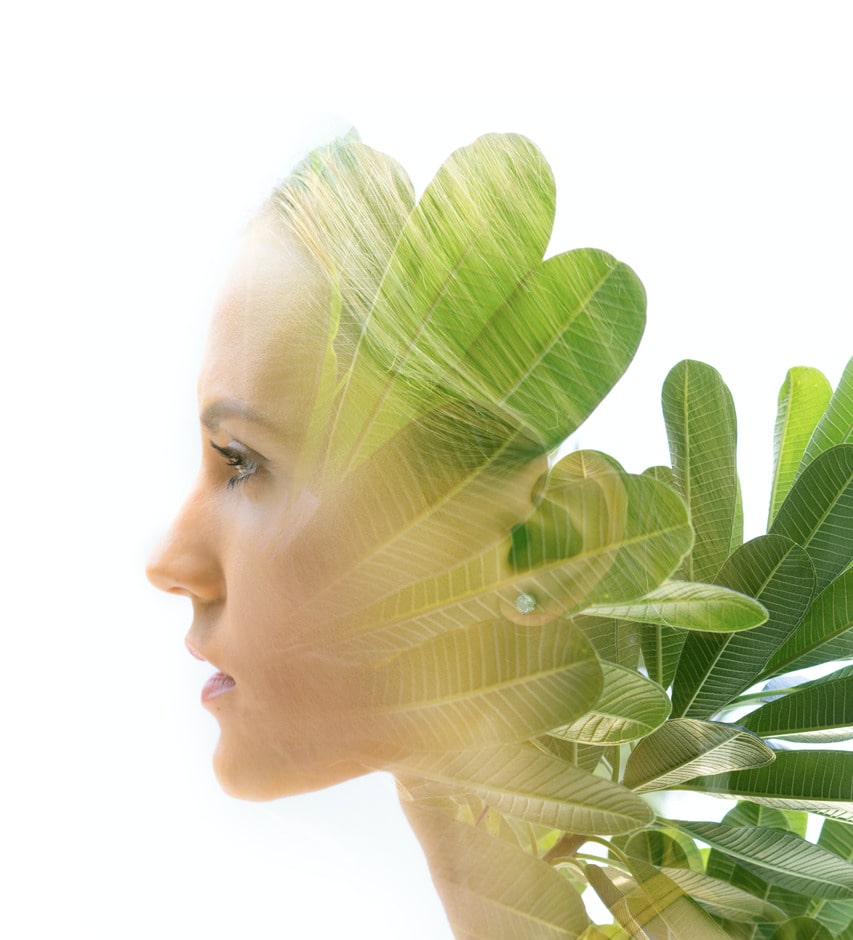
[514,592,537,615]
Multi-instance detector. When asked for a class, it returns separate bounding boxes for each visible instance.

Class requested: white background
[3,2,852,937]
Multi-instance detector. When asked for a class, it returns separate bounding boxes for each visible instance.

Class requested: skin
[147,221,546,801]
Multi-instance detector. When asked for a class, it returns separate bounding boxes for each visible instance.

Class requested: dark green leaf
[668,819,853,899]
[671,536,815,718]
[677,750,853,822]
[766,917,835,940]
[770,444,853,594]
[763,567,853,677]
[740,668,853,742]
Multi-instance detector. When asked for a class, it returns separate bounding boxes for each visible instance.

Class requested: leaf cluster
[282,133,852,937]
[394,356,853,938]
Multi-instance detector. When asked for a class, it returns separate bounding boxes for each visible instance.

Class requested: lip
[186,638,236,704]
[202,671,237,703]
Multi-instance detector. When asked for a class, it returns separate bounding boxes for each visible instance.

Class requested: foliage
[390,344,853,936]
[280,133,853,937]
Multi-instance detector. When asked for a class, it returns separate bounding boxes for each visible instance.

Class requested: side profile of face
[147,220,546,800]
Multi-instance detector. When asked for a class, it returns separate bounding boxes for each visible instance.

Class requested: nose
[146,486,225,602]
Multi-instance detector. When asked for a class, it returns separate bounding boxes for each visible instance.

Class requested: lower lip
[202,672,236,703]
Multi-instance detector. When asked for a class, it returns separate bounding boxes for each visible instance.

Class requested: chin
[211,736,370,801]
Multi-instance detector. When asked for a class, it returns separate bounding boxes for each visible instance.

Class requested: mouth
[186,638,237,704]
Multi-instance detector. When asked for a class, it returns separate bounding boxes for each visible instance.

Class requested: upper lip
[185,638,206,661]
[185,637,233,679]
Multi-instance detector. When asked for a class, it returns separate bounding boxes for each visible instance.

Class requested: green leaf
[768,367,834,526]
[368,620,603,752]
[723,801,809,838]
[464,248,647,449]
[766,917,835,940]
[622,718,775,792]
[616,828,705,871]
[667,819,853,900]
[662,359,739,583]
[585,860,732,938]
[671,535,815,718]
[676,750,853,822]
[401,799,590,938]
[706,802,813,922]
[705,843,812,923]
[573,615,641,670]
[329,133,555,471]
[342,455,692,650]
[393,744,654,835]
[584,579,768,631]
[763,567,853,677]
[739,666,853,742]
[551,661,671,745]
[819,818,853,862]
[508,453,693,613]
[808,820,853,935]
[640,624,687,690]
[660,866,787,922]
[532,735,606,774]
[800,356,853,472]
[770,444,853,594]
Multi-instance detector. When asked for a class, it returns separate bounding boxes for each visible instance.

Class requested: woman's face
[147,222,545,800]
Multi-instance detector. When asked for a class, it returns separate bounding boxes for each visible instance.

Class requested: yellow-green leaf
[584,579,768,632]
[551,661,670,745]
[769,367,833,526]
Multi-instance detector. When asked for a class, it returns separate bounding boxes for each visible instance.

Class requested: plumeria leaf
[660,866,788,922]
[768,367,834,526]
[762,567,853,677]
[615,828,705,871]
[666,819,853,900]
[766,917,836,939]
[640,624,687,690]
[532,734,607,774]
[671,535,815,718]
[800,356,853,472]
[723,801,809,837]
[550,661,671,745]
[338,454,691,652]
[393,744,654,835]
[573,615,641,670]
[739,666,853,742]
[662,359,739,583]
[585,860,732,938]
[328,133,555,472]
[769,444,853,594]
[807,820,853,934]
[622,718,774,792]
[583,579,768,632]
[401,799,590,938]
[676,750,853,822]
[366,619,603,752]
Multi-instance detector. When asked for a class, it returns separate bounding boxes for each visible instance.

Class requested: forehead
[198,222,331,438]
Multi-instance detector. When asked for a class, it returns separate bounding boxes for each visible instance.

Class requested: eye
[209,440,263,489]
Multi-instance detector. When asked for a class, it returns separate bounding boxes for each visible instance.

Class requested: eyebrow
[201,399,279,434]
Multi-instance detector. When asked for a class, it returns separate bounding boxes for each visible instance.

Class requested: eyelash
[209,441,262,489]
